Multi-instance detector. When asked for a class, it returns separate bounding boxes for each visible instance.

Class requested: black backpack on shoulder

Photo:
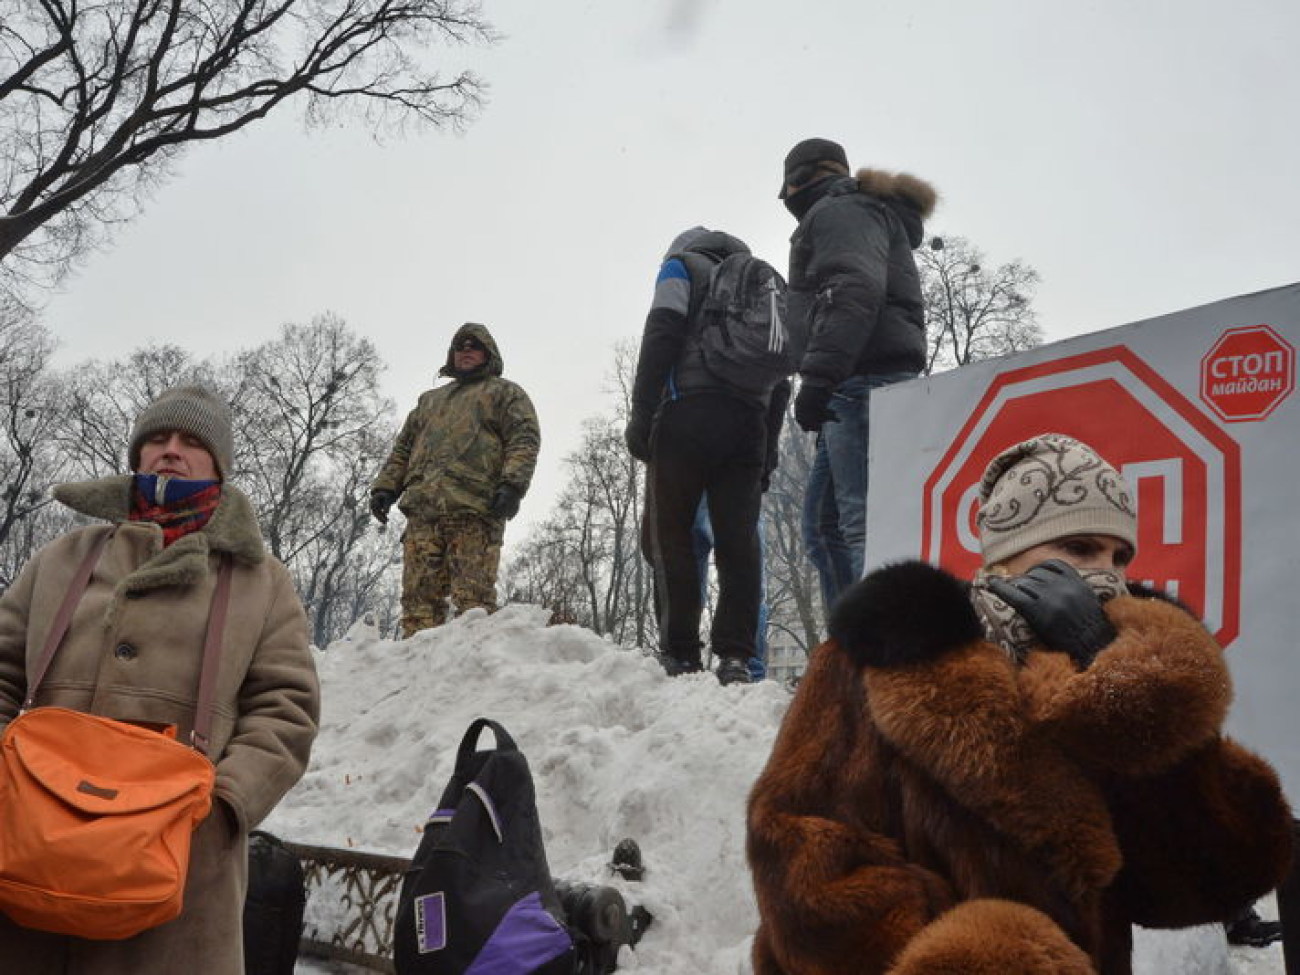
[394,719,576,975]
[676,249,799,398]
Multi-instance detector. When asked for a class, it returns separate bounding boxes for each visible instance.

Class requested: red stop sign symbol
[1200,324,1295,422]
[922,346,1242,645]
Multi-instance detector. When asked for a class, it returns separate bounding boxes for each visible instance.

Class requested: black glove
[987,559,1118,669]
[625,412,653,462]
[369,489,397,525]
[794,381,837,433]
[489,483,523,520]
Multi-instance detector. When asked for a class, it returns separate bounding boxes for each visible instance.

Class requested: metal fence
[283,841,411,973]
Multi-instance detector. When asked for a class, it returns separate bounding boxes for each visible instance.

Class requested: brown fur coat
[747,561,1291,975]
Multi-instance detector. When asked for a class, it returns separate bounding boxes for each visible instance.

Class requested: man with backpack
[625,227,795,685]
[779,138,938,611]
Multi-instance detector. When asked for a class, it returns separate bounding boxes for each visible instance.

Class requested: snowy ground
[266,605,1288,974]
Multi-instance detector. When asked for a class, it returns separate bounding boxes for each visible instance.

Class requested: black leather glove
[489,483,523,520]
[625,412,653,462]
[987,559,1118,669]
[794,381,837,433]
[369,489,397,526]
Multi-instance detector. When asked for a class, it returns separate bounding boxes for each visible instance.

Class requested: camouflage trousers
[401,513,503,638]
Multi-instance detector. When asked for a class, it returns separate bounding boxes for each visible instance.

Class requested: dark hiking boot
[654,653,702,677]
[1225,906,1283,947]
[716,656,753,686]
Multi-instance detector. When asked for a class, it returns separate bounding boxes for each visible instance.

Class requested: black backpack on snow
[394,718,576,975]
[677,250,800,398]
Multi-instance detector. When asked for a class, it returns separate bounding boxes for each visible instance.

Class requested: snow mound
[267,605,789,972]
[269,605,1280,975]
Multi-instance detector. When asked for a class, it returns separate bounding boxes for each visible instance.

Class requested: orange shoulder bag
[0,529,233,940]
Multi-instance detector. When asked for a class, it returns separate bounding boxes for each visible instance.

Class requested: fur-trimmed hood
[856,168,938,247]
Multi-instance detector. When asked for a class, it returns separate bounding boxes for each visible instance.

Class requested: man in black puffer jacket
[780,138,937,612]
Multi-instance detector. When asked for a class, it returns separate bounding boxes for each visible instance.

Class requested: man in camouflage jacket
[370,323,540,636]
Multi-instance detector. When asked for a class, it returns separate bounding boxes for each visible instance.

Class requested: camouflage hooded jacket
[372,323,540,521]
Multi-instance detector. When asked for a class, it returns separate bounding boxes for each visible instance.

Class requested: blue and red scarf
[130,475,222,546]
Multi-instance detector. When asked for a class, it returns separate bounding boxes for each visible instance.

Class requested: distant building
[764,637,807,685]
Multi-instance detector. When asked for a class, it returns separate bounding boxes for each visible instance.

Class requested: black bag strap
[455,717,517,772]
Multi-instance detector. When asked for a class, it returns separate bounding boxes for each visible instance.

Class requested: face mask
[783,183,817,220]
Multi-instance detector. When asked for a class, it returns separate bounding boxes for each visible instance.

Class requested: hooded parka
[788,169,936,385]
[0,475,320,975]
[372,322,540,521]
[747,560,1292,975]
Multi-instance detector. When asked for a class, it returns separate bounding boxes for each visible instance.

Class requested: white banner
[869,282,1300,798]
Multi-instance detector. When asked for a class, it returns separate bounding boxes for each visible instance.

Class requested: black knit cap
[779,137,849,198]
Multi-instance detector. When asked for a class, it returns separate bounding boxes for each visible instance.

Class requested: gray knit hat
[128,385,234,477]
[976,433,1137,566]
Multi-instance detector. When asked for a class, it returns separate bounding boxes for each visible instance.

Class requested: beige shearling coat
[0,475,320,974]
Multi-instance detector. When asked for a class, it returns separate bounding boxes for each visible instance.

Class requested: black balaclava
[783,174,840,221]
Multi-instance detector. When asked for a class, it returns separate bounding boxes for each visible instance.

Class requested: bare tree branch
[918,234,1043,374]
[0,0,497,292]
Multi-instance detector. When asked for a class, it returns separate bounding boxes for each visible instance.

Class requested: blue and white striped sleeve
[650,258,691,316]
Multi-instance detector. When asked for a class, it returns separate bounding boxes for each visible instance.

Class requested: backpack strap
[23,527,117,709]
[190,554,234,756]
[670,250,722,326]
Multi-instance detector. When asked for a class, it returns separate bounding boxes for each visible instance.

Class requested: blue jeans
[692,497,769,680]
[802,372,917,612]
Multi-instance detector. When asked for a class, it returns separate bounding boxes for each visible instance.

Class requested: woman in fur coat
[747,432,1292,975]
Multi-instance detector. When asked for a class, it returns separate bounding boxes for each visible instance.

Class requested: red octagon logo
[1200,324,1295,422]
[922,346,1242,646]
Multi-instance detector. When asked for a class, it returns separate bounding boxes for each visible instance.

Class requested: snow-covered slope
[268,606,1286,974]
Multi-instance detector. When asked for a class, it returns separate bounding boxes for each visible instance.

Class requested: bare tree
[502,343,653,644]
[761,407,823,656]
[56,344,211,478]
[0,0,496,290]
[918,235,1042,374]
[0,301,70,583]
[228,313,399,644]
[289,423,401,646]
[505,413,649,641]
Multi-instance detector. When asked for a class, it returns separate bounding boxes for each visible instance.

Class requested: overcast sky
[36,0,1300,541]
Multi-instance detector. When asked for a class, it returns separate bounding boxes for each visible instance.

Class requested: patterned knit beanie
[128,385,234,478]
[976,433,1137,566]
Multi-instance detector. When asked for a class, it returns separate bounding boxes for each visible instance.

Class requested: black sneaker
[1225,907,1283,948]
[716,656,753,686]
[654,653,702,677]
